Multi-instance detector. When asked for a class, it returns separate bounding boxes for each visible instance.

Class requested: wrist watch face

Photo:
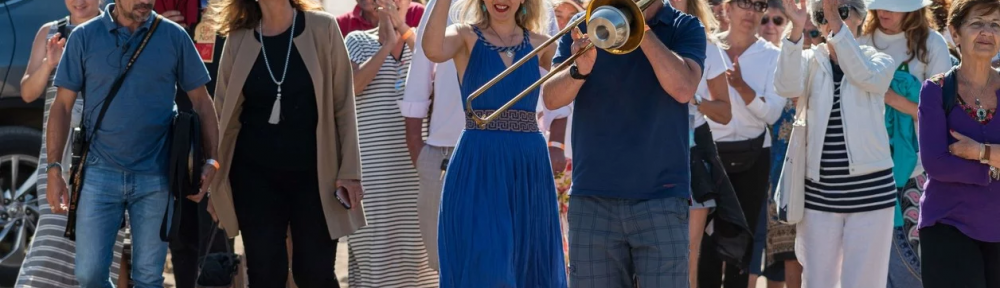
[570,65,585,79]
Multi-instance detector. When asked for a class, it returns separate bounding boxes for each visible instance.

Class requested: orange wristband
[206,159,220,170]
[549,141,566,150]
[401,27,415,41]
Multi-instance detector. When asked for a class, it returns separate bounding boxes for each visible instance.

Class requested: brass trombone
[465,0,658,128]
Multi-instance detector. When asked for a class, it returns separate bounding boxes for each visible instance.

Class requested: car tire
[0,126,42,287]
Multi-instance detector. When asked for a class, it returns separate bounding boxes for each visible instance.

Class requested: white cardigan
[774,23,897,182]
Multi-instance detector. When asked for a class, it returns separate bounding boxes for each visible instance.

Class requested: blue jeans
[74,155,169,288]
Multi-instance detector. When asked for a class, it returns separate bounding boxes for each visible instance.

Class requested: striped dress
[344,29,439,288]
[16,20,129,288]
[804,61,896,213]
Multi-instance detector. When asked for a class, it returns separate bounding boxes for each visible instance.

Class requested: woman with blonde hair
[208,0,365,286]
[859,1,951,286]
[422,0,566,285]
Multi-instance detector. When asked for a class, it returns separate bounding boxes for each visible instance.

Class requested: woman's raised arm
[421,0,466,63]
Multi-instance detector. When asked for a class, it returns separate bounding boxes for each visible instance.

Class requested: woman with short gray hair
[775,0,898,286]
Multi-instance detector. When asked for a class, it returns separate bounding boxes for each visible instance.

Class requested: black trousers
[169,198,234,288]
[230,159,339,288]
[698,147,770,288]
[921,223,1000,288]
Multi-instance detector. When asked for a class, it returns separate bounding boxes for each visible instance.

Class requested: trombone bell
[588,7,631,50]
[585,0,648,54]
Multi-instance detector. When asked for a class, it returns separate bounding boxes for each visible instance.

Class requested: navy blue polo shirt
[55,3,211,174]
[554,3,706,200]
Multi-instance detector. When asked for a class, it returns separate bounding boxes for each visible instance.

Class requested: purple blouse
[918,78,1000,243]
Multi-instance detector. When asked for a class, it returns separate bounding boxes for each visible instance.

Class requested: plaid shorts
[568,196,689,288]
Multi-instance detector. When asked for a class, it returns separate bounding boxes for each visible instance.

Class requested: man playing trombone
[541,0,706,286]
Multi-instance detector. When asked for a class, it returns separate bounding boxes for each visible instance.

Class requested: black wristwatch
[569,64,589,80]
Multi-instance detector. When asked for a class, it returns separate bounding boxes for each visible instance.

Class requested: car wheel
[0,126,42,286]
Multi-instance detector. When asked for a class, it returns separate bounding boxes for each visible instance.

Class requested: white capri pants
[795,207,894,288]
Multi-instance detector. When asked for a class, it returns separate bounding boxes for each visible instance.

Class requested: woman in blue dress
[421,0,566,287]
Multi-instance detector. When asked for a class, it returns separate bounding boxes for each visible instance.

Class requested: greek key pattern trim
[466,109,539,133]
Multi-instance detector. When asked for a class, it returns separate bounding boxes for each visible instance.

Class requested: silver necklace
[490,26,517,58]
[258,10,297,125]
[959,71,992,122]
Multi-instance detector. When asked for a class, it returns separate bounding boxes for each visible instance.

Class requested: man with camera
[45,0,219,287]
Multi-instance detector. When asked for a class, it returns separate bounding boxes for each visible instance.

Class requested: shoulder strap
[87,15,163,142]
[56,16,70,40]
[942,67,958,118]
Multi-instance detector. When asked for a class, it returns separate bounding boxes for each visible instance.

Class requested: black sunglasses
[735,0,768,13]
[813,5,851,25]
[806,29,822,38]
[761,16,785,26]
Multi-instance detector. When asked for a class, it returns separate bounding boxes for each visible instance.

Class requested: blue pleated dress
[437,27,568,288]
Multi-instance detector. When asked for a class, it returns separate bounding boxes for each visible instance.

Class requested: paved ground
[162,237,770,288]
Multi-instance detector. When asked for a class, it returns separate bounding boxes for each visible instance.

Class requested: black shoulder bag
[160,110,203,242]
[941,67,959,118]
[65,15,163,240]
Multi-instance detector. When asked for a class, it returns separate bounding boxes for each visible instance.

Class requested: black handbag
[161,110,204,242]
[65,15,163,240]
[196,225,240,288]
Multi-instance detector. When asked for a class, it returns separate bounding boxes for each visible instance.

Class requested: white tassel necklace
[258,10,297,124]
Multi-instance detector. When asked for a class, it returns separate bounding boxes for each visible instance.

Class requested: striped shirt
[804,61,896,213]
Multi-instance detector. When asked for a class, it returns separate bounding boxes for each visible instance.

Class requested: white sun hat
[866,0,933,13]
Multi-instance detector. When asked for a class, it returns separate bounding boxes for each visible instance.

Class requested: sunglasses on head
[761,16,785,26]
[813,5,851,25]
[735,0,768,13]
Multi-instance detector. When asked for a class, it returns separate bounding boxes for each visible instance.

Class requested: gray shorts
[568,195,689,288]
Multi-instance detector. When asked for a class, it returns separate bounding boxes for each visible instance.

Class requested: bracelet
[401,27,415,41]
[981,143,989,164]
[986,144,993,162]
[549,141,565,150]
[45,162,63,173]
[206,159,220,170]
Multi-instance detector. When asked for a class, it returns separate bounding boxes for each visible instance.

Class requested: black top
[235,12,316,171]
[803,60,896,213]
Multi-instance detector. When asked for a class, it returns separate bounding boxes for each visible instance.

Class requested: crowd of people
[11,0,999,287]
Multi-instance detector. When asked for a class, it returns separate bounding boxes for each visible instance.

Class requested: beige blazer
[209,10,366,239]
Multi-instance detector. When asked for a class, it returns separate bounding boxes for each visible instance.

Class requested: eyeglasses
[761,16,785,26]
[965,20,1000,32]
[813,5,851,25]
[806,29,822,38]
[734,0,768,13]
